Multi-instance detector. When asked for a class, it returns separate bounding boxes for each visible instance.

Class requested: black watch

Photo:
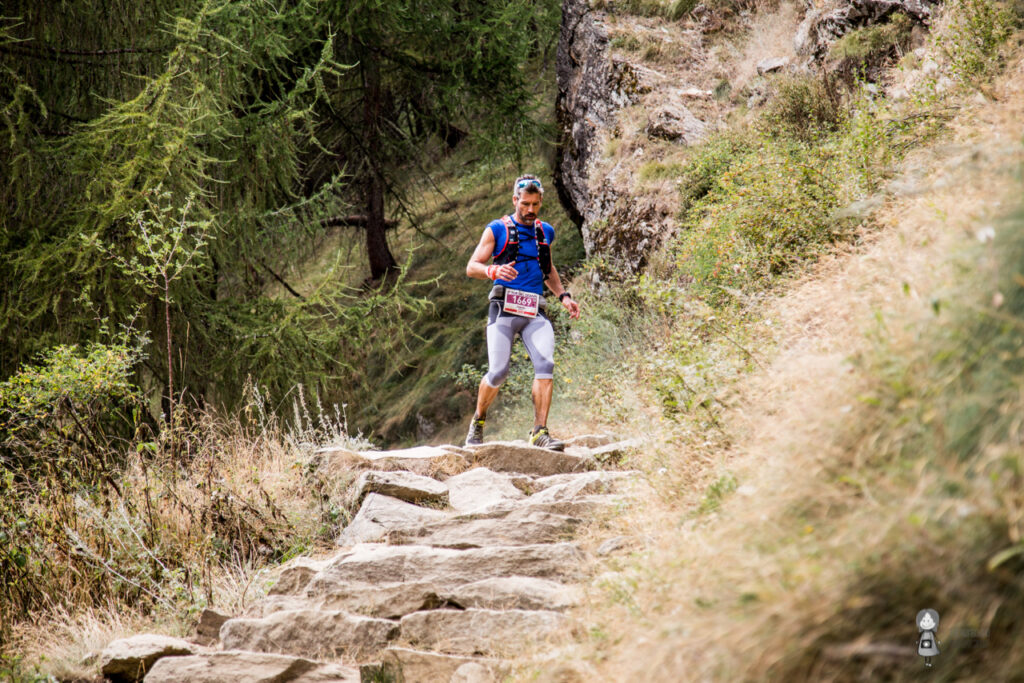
[559,291,572,302]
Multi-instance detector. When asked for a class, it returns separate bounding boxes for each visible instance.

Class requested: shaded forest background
[1,0,561,436]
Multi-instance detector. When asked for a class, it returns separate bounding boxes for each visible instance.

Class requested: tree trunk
[363,56,397,280]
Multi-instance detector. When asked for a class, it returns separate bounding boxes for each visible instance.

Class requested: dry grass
[536,50,1024,682]
[718,1,801,95]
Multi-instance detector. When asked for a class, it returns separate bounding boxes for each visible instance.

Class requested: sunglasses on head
[515,178,543,193]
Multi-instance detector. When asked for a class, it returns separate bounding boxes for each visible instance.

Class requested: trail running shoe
[529,426,565,451]
[465,417,485,447]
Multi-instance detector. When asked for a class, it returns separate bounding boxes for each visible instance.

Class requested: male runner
[464,174,580,450]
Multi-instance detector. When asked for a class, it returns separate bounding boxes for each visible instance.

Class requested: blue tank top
[488,217,555,295]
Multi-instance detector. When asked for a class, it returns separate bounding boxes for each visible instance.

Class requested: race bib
[503,288,540,318]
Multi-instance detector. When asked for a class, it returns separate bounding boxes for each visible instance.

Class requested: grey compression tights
[483,302,555,387]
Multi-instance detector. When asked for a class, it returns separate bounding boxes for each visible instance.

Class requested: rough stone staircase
[97,436,639,682]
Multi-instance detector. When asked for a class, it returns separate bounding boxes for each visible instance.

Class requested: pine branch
[257,258,304,300]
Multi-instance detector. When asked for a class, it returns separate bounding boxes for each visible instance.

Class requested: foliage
[0,383,350,645]
[0,0,560,436]
[941,0,1014,81]
[0,341,144,478]
[760,74,845,141]
[673,135,851,303]
[828,12,914,63]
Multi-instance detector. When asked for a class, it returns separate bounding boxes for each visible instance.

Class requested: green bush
[761,75,845,141]
[828,13,914,63]
[673,137,849,303]
[942,0,1014,81]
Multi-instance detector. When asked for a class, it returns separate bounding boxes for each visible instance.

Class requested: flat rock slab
[143,651,358,683]
[337,493,449,546]
[444,467,525,514]
[470,442,594,476]
[269,556,332,596]
[529,470,636,504]
[353,470,449,506]
[315,580,445,619]
[220,610,398,660]
[367,647,506,683]
[442,576,581,611]
[388,508,578,549]
[100,634,196,681]
[318,446,467,478]
[307,543,585,592]
[400,608,570,656]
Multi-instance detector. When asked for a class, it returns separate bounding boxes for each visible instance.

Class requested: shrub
[828,13,915,63]
[941,0,1014,81]
[673,137,850,302]
[760,74,845,141]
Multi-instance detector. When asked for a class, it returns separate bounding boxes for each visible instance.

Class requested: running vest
[494,215,551,276]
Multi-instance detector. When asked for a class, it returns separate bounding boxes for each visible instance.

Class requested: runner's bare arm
[466,228,518,281]
[545,265,581,319]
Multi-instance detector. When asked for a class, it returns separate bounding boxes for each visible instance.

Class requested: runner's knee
[484,365,508,387]
[533,358,554,378]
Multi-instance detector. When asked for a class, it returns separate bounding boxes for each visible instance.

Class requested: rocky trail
[96,436,640,682]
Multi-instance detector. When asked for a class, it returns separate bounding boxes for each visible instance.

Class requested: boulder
[143,651,358,683]
[220,609,398,659]
[387,508,579,549]
[369,647,506,683]
[444,467,525,514]
[337,493,449,546]
[307,543,586,593]
[646,102,707,144]
[99,634,196,681]
[756,56,791,75]
[400,608,570,656]
[442,576,582,612]
[352,470,449,507]
[194,608,230,645]
[471,442,594,477]
[268,557,331,596]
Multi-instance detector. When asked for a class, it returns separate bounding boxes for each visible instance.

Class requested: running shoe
[465,417,485,447]
[529,426,565,451]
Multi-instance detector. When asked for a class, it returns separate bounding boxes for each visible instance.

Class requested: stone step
[143,651,358,683]
[444,467,525,514]
[306,543,585,593]
[317,445,468,479]
[362,647,507,683]
[337,493,449,546]
[352,470,449,507]
[468,441,595,476]
[100,634,198,682]
[440,576,581,611]
[387,507,578,549]
[219,610,398,660]
[399,608,570,657]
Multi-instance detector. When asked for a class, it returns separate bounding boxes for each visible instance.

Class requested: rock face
[794,0,935,60]
[115,437,640,682]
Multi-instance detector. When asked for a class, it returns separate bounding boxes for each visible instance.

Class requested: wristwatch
[559,292,572,302]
